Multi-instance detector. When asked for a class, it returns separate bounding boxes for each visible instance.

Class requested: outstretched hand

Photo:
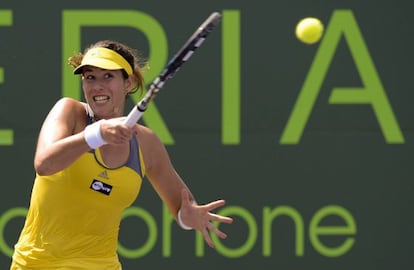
[179,189,233,248]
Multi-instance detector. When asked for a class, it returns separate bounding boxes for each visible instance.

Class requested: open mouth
[93,95,110,103]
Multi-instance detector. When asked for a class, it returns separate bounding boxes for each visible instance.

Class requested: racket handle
[124,106,144,127]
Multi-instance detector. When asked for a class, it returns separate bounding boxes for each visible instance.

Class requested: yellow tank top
[11,138,144,270]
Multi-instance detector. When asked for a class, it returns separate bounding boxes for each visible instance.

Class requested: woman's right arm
[34,97,90,176]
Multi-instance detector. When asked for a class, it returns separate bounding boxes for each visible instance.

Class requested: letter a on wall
[280,10,404,144]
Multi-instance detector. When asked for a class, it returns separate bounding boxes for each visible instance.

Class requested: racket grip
[124,106,144,127]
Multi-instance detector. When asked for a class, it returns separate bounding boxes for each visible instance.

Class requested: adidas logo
[98,170,109,179]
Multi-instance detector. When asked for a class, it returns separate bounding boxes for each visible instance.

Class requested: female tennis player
[10,40,233,270]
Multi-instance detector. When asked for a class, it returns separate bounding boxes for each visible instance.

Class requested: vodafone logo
[90,179,112,195]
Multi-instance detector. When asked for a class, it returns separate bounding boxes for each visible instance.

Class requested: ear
[124,75,136,94]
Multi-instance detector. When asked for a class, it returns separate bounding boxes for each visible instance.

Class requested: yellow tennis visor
[73,47,133,75]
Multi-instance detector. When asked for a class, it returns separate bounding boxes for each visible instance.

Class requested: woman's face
[81,66,132,119]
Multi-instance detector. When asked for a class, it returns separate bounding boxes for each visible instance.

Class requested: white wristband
[84,120,107,149]
[178,209,193,230]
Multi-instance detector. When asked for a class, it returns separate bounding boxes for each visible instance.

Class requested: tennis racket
[124,11,222,127]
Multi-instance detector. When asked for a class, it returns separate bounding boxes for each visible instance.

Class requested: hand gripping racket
[124,12,222,127]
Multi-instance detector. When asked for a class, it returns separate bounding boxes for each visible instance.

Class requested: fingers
[179,191,233,249]
[207,222,228,239]
[210,212,234,224]
[202,228,215,248]
[201,221,230,249]
[204,199,227,211]
[100,120,136,144]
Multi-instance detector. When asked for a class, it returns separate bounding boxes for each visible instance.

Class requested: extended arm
[138,126,233,248]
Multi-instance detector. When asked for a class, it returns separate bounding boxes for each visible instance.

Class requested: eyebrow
[82,66,106,73]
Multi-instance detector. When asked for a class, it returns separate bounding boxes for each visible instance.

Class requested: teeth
[93,96,109,102]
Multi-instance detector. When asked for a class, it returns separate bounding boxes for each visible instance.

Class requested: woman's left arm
[137,125,233,248]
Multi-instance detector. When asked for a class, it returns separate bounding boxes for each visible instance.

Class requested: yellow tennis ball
[295,17,324,44]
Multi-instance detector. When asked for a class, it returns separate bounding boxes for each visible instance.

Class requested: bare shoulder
[135,124,161,145]
[43,97,87,133]
[135,124,169,173]
[46,97,85,117]
[52,97,85,113]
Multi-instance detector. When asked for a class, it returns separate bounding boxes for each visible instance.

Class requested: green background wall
[1,0,413,269]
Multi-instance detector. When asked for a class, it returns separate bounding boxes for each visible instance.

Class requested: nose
[92,77,107,91]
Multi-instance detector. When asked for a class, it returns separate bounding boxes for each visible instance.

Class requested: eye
[84,74,95,80]
[104,73,114,79]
